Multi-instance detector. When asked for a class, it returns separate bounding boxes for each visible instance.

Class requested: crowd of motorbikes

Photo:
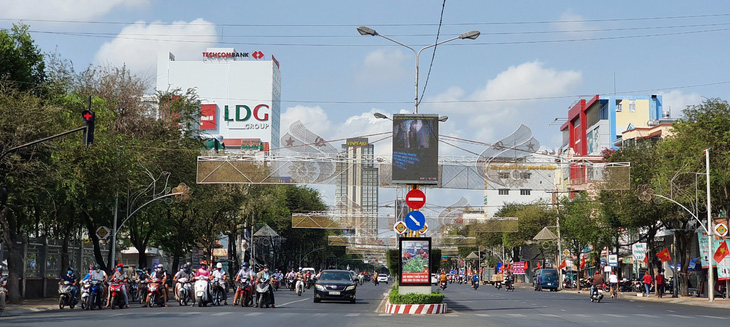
[438,273,514,292]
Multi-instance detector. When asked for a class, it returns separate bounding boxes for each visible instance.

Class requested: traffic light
[81,110,95,146]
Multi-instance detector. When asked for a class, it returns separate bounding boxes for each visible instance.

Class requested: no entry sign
[406,189,426,209]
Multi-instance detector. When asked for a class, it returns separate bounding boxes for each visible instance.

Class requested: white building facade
[157,48,281,151]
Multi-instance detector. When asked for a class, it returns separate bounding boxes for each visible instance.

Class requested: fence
[0,237,109,299]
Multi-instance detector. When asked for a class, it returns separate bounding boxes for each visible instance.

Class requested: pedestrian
[642,271,653,297]
[655,270,665,298]
[536,271,543,291]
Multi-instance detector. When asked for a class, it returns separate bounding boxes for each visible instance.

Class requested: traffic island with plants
[384,248,447,314]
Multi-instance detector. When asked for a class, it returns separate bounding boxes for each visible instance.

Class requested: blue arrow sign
[405,210,425,231]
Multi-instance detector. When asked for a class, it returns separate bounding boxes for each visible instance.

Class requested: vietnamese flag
[714,241,730,263]
[644,254,649,265]
[580,256,586,269]
[656,248,671,262]
[558,260,567,270]
[537,262,541,270]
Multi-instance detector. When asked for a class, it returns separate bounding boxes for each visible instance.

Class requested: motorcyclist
[211,262,228,305]
[372,271,379,285]
[590,270,605,296]
[471,272,479,287]
[59,267,78,303]
[107,263,129,308]
[255,265,275,308]
[173,263,193,302]
[505,270,514,289]
[147,264,168,307]
[439,270,447,288]
[233,262,255,305]
[89,265,108,298]
[286,269,296,290]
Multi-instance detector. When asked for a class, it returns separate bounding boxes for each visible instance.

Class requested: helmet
[216,263,223,269]
[89,265,95,270]
[117,263,123,268]
[157,264,164,269]
[242,262,250,267]
[184,263,191,269]
[179,265,185,270]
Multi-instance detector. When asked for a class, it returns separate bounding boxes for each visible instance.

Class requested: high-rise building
[335,138,378,234]
[157,48,281,152]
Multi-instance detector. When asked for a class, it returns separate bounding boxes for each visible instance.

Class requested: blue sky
[3,1,729,225]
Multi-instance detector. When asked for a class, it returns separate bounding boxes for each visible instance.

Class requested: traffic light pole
[0,126,87,162]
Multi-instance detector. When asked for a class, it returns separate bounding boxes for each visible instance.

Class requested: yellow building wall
[615,99,651,133]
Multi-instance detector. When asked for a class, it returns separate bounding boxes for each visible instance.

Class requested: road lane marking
[313,313,328,316]
[213,312,232,316]
[246,312,263,316]
[668,314,690,319]
[475,313,491,317]
[634,314,658,318]
[378,314,392,316]
[346,313,361,317]
[604,314,625,318]
[540,314,558,317]
[278,298,309,307]
[507,313,525,317]
[700,315,728,320]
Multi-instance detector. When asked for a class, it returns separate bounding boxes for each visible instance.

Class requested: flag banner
[656,248,671,262]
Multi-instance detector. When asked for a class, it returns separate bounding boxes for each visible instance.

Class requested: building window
[498,189,509,195]
[629,101,636,112]
[616,103,622,112]
[520,189,531,196]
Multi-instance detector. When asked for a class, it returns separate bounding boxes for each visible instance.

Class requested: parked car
[314,270,357,303]
[534,269,560,291]
[377,274,389,284]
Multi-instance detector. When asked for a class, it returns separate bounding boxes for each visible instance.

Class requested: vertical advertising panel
[399,237,431,286]
[200,104,217,130]
[392,114,438,184]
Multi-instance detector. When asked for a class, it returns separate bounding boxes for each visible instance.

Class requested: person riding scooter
[147,264,168,307]
[255,265,275,308]
[107,263,129,308]
[59,267,79,306]
[233,262,255,305]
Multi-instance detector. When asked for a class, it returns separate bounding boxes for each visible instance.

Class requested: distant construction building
[335,138,378,235]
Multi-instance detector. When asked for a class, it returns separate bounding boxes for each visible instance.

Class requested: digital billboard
[399,237,431,286]
[392,114,438,184]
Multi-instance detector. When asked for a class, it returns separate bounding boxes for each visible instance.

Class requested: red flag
[537,262,541,270]
[558,260,567,270]
[580,256,586,269]
[656,248,671,262]
[714,241,730,263]
[643,254,649,265]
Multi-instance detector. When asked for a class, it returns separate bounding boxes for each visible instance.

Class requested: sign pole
[706,149,714,302]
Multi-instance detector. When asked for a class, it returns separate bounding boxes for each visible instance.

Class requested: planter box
[385,300,447,314]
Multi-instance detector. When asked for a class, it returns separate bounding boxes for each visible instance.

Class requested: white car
[377,274,389,284]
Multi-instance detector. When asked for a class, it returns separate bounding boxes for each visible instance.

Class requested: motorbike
[128,279,138,303]
[81,280,104,310]
[272,276,280,291]
[109,280,126,309]
[210,277,225,306]
[305,276,314,289]
[58,280,77,309]
[138,280,149,304]
[590,287,604,303]
[495,281,502,290]
[295,278,305,296]
[176,277,193,306]
[236,280,254,307]
[194,275,213,307]
[146,278,165,307]
[255,277,273,308]
[373,277,379,286]
[504,279,514,292]
[472,280,479,290]
[440,280,447,290]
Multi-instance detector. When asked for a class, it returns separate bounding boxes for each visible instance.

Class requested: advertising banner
[392,114,439,185]
[632,243,646,262]
[512,262,526,275]
[399,237,431,286]
[698,232,716,268]
[716,240,730,281]
[200,104,217,130]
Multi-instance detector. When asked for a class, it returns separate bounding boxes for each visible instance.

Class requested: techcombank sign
[157,48,282,151]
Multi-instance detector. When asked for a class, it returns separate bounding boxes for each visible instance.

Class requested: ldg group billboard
[392,114,439,184]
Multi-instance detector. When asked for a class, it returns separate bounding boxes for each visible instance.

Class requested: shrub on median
[389,284,444,304]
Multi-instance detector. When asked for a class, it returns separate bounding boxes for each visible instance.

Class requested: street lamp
[358,26,480,114]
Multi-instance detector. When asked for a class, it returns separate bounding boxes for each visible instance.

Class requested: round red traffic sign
[405,189,426,209]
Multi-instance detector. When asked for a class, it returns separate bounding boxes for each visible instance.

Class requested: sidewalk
[2,298,60,316]
[558,286,730,310]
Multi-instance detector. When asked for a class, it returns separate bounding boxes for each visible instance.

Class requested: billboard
[399,237,431,286]
[200,104,217,130]
[392,114,438,184]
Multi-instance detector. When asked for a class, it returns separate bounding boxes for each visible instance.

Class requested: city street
[3,282,730,326]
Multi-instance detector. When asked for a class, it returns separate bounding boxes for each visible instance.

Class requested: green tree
[0,23,46,92]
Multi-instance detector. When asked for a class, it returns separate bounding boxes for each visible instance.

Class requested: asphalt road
[3,281,730,326]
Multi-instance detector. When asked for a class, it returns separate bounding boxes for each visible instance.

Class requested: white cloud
[93,19,218,75]
[553,12,594,34]
[281,105,333,138]
[355,48,410,85]
[425,61,582,144]
[657,90,703,118]
[0,0,149,20]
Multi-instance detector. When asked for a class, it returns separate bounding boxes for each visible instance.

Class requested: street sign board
[632,243,646,261]
[716,223,728,237]
[405,210,426,231]
[394,221,407,234]
[421,223,429,235]
[608,254,618,267]
[563,249,570,257]
[96,226,110,240]
[405,189,426,209]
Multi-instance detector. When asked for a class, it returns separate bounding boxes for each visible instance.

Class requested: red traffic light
[82,110,95,122]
